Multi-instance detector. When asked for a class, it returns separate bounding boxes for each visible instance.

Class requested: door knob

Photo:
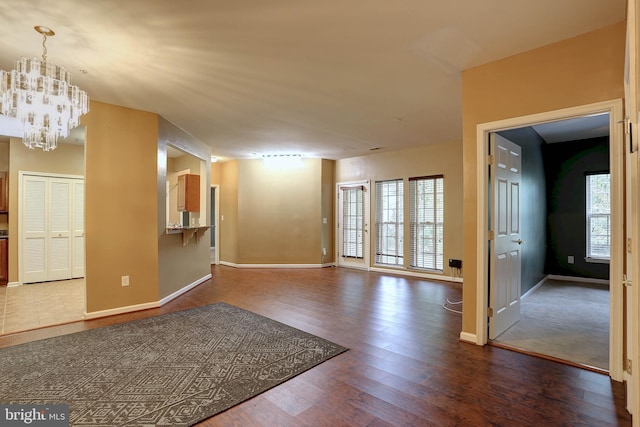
[512,239,524,245]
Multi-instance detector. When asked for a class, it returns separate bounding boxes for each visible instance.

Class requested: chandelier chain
[41,33,48,62]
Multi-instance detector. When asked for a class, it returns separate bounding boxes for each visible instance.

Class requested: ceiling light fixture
[262,154,304,169]
[0,26,89,151]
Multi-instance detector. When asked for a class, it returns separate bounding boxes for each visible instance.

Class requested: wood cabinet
[0,238,7,285]
[177,174,200,212]
[0,171,7,212]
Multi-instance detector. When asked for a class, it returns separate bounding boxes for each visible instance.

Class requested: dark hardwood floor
[0,266,632,426]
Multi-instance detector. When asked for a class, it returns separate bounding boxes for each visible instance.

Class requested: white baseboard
[219,261,332,269]
[522,276,548,300]
[369,266,463,284]
[7,281,21,287]
[84,273,212,320]
[459,331,478,344]
[158,274,212,306]
[547,274,609,285]
[84,301,160,320]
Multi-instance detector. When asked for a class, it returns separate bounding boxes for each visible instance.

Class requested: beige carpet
[493,279,609,370]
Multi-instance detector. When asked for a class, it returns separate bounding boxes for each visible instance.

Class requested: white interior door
[72,180,85,278]
[48,179,72,281]
[23,176,47,283]
[337,182,370,269]
[489,133,522,339]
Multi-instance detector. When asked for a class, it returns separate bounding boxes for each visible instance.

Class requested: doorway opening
[336,181,370,270]
[474,99,624,381]
[210,185,219,265]
[488,115,611,372]
[1,128,87,335]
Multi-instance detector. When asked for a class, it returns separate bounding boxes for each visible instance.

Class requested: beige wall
[157,117,211,300]
[237,158,323,264]
[461,22,625,335]
[219,161,238,263]
[84,101,160,313]
[321,159,335,262]
[0,141,9,171]
[8,139,85,283]
[211,162,221,185]
[218,158,329,265]
[335,142,464,274]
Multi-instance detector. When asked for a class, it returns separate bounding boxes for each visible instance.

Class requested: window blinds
[374,179,404,266]
[586,173,610,259]
[341,186,364,258]
[409,176,444,271]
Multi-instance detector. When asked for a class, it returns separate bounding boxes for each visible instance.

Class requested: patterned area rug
[0,302,347,426]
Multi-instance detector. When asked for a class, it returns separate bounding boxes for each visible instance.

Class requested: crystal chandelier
[0,26,89,151]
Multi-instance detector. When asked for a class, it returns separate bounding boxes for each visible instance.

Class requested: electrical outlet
[448,259,462,268]
[121,275,130,287]
[568,256,574,264]
[322,248,327,256]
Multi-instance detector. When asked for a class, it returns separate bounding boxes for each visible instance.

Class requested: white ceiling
[0,1,626,160]
[532,114,611,143]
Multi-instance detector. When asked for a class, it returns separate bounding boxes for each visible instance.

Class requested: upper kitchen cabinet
[177,173,200,212]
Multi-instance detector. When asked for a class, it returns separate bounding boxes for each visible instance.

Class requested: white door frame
[624,0,639,418]
[210,184,219,265]
[474,99,624,382]
[18,171,85,285]
[336,180,370,270]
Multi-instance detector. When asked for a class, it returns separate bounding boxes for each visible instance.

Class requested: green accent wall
[543,136,609,280]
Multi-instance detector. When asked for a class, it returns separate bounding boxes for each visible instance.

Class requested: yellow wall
[335,142,464,273]
[8,139,85,283]
[461,22,625,335]
[83,101,160,313]
[219,161,239,263]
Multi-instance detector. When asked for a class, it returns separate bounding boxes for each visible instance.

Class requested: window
[341,186,364,258]
[375,179,404,266]
[586,173,610,261]
[409,176,444,271]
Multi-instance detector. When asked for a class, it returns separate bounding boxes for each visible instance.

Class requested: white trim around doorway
[210,184,219,265]
[473,99,624,382]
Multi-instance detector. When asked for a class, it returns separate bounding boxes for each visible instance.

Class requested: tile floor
[0,279,85,335]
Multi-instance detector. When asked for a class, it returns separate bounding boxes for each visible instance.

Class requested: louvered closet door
[48,178,72,281]
[22,174,83,284]
[23,176,48,283]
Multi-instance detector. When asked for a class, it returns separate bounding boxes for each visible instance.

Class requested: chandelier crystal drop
[0,26,89,151]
